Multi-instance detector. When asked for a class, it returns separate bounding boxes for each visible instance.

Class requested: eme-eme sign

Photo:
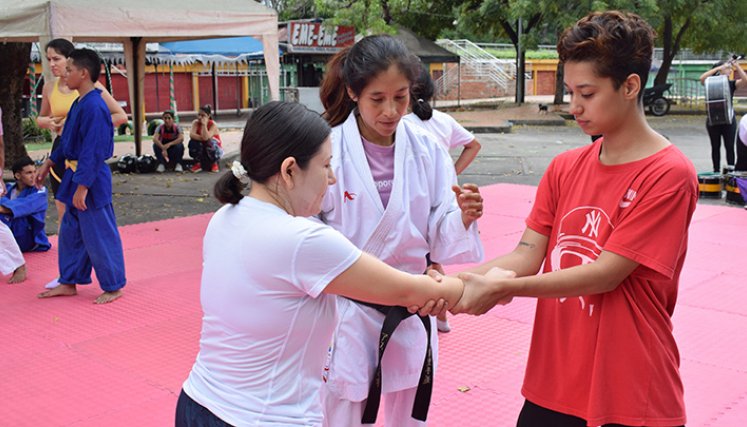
[288,22,355,52]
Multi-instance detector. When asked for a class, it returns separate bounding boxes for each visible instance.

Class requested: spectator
[0,156,51,252]
[188,105,223,173]
[153,110,184,172]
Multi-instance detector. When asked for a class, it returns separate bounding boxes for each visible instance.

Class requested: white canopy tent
[0,0,279,154]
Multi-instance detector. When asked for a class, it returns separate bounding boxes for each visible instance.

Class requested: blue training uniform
[0,182,51,252]
[49,88,126,292]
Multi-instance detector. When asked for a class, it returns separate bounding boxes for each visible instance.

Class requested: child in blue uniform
[0,156,51,252]
[36,48,126,304]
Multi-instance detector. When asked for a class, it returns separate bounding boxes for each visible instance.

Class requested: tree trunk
[554,61,565,105]
[654,15,691,86]
[380,0,392,24]
[0,42,31,168]
[516,48,525,104]
[655,17,673,86]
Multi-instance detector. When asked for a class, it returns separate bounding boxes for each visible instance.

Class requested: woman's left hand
[453,183,483,228]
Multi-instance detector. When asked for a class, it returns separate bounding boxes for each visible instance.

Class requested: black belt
[351,299,433,424]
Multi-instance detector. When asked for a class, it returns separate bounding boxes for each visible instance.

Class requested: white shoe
[156,163,166,173]
[437,318,451,333]
[174,163,183,172]
[45,277,61,289]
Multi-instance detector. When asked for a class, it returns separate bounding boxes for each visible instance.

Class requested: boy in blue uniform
[36,48,126,304]
[0,156,52,252]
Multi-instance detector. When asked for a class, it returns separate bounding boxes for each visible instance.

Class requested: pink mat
[1,183,745,426]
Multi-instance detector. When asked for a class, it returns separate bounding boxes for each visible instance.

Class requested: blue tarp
[160,36,278,58]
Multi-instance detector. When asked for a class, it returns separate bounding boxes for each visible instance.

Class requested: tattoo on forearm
[518,241,536,249]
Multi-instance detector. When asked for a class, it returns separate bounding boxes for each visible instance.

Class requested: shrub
[22,118,52,143]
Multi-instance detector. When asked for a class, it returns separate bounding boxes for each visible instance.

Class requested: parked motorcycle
[643,83,672,116]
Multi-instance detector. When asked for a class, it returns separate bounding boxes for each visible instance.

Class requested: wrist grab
[452,279,465,308]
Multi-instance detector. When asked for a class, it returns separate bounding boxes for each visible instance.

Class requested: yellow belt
[50,160,77,183]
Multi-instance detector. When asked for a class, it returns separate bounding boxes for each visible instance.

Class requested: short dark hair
[68,48,102,82]
[199,105,212,118]
[45,38,75,57]
[12,156,35,174]
[162,110,175,119]
[213,101,331,205]
[557,11,655,100]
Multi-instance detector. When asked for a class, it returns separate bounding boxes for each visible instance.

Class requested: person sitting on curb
[153,110,185,173]
[188,105,223,173]
[0,156,51,253]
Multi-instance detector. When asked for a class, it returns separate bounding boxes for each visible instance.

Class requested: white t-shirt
[182,196,361,426]
[403,109,474,151]
[739,114,747,145]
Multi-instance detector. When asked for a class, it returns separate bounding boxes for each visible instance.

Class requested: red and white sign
[288,22,355,53]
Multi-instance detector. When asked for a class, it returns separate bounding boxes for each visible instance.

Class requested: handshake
[409,267,518,317]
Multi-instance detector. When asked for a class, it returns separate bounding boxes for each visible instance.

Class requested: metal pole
[517,17,524,105]
[132,37,143,156]
[154,62,160,113]
[28,63,38,117]
[169,64,178,121]
[212,63,218,118]
[458,58,461,108]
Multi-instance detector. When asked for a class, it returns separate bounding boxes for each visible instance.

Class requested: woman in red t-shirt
[449,11,696,427]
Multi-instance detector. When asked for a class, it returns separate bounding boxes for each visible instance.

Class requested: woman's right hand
[450,267,517,315]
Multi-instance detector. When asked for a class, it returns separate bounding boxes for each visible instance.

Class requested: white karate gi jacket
[320,112,484,400]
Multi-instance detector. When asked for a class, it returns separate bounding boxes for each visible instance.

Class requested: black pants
[706,120,736,172]
[49,135,66,195]
[175,389,233,427]
[516,400,685,427]
[736,134,747,171]
[153,143,184,169]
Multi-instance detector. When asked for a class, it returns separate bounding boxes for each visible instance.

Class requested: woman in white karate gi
[318,35,485,426]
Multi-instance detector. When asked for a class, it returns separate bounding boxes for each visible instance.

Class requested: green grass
[23,140,53,151]
[24,134,144,152]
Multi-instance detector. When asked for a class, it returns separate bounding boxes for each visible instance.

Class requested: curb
[509,119,567,127]
[465,124,513,134]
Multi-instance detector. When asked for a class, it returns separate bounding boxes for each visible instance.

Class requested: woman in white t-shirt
[403,67,483,333]
[404,68,481,176]
[175,101,503,427]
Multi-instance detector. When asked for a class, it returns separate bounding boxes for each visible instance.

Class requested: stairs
[434,39,517,99]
